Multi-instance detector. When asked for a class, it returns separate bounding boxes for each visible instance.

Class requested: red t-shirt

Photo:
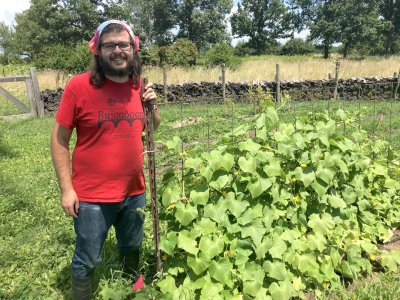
[56,72,145,202]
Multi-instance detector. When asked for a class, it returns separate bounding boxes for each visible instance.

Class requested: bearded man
[50,20,161,299]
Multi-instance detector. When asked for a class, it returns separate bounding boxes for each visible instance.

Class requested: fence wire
[150,81,400,182]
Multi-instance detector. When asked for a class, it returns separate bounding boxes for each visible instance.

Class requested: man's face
[98,30,134,78]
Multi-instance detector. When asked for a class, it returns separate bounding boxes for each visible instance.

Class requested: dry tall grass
[35,56,400,90]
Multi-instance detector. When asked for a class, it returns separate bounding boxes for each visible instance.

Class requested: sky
[0,0,30,26]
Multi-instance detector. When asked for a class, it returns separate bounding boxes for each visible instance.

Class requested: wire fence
[151,81,400,181]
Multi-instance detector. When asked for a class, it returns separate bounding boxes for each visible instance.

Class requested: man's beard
[99,53,134,78]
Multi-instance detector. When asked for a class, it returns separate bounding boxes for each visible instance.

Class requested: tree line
[0,0,399,70]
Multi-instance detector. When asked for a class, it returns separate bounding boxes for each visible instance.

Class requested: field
[1,56,400,299]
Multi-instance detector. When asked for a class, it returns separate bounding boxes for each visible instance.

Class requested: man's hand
[142,83,157,105]
[61,189,79,218]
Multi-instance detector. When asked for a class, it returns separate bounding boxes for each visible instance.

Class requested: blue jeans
[71,193,146,278]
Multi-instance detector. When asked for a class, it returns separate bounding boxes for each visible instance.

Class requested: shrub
[204,43,241,69]
[280,38,315,56]
[164,39,199,67]
[34,43,91,73]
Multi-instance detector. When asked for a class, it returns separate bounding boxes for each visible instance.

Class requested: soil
[379,229,400,251]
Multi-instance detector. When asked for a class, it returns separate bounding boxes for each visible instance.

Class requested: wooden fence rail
[0,67,44,117]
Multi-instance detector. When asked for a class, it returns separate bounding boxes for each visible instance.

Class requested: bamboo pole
[275,64,281,105]
[333,61,340,100]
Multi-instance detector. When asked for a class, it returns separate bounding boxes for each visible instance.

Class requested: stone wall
[41,77,399,113]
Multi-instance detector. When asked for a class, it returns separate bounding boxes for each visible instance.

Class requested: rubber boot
[120,250,140,279]
[72,275,92,300]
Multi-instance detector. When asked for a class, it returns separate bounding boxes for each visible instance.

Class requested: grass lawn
[0,100,399,299]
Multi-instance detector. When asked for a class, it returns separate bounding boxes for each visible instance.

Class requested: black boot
[120,249,140,279]
[72,275,92,300]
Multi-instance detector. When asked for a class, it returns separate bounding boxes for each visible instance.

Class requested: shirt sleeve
[55,82,77,129]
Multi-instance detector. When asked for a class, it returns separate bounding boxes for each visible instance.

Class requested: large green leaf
[158,276,176,295]
[263,261,287,281]
[185,157,203,170]
[175,203,198,226]
[238,139,261,155]
[187,253,211,275]
[165,136,182,151]
[292,253,319,276]
[162,185,181,207]
[247,176,272,199]
[209,171,232,191]
[242,261,265,283]
[265,107,279,127]
[243,280,263,297]
[209,258,234,287]
[308,213,335,236]
[190,185,209,206]
[199,235,224,259]
[269,281,292,300]
[264,160,282,177]
[203,201,228,223]
[326,194,347,209]
[200,279,224,299]
[316,167,335,184]
[177,230,198,255]
[193,218,218,235]
[238,156,257,174]
[160,232,178,256]
[241,221,267,247]
[268,238,287,259]
[226,195,249,218]
[311,178,329,197]
[208,150,234,172]
[294,166,315,187]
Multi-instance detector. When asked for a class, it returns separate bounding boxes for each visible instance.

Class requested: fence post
[333,61,340,100]
[29,67,44,117]
[275,64,281,105]
[25,78,38,116]
[163,66,168,102]
[221,63,226,102]
[394,70,400,101]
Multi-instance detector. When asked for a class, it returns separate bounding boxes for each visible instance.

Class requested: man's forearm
[153,110,161,131]
[51,125,74,193]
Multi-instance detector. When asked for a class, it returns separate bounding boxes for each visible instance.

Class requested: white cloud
[0,0,31,26]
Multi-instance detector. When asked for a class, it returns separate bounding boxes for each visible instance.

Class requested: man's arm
[50,123,79,218]
[152,109,161,130]
[142,83,161,130]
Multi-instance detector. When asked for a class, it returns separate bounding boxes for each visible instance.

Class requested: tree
[380,0,400,55]
[12,0,102,59]
[176,0,233,51]
[0,22,16,64]
[230,0,292,55]
[338,0,386,57]
[294,0,342,59]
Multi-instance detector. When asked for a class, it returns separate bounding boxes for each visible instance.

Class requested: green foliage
[280,38,315,56]
[164,39,199,67]
[176,0,233,51]
[157,108,400,298]
[204,43,241,69]
[230,0,292,55]
[34,43,91,73]
[140,45,161,66]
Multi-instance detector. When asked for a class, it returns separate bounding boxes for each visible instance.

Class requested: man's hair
[89,23,141,87]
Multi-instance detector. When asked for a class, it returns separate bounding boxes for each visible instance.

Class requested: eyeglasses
[100,42,133,52]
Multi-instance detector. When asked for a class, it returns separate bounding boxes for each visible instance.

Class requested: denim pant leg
[72,202,117,278]
[114,193,146,254]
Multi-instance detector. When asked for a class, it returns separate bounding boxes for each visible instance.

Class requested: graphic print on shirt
[97,96,145,129]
